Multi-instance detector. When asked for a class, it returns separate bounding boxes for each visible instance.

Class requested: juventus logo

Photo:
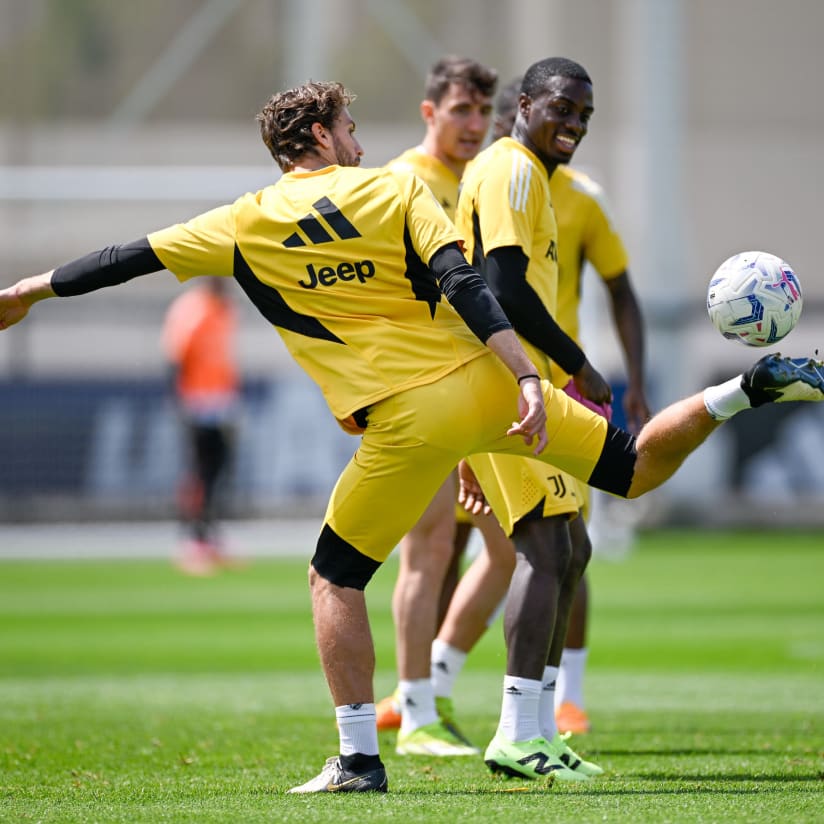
[548,474,567,497]
[283,197,362,247]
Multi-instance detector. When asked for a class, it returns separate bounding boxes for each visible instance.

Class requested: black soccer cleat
[741,354,824,407]
[287,756,388,794]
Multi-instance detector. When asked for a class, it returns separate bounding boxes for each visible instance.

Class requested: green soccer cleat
[483,733,588,782]
[742,354,824,406]
[548,731,603,777]
[435,696,476,748]
[287,756,388,794]
[396,720,480,756]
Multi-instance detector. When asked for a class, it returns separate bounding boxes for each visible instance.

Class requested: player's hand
[507,377,547,454]
[622,382,651,435]
[0,286,32,331]
[458,459,491,515]
[0,273,55,331]
[573,360,612,406]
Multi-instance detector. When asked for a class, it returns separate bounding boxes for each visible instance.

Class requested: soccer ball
[706,251,802,346]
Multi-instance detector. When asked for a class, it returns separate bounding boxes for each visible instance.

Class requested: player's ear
[310,121,330,148]
[420,99,435,125]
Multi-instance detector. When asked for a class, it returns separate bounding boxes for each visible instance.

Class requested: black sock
[340,752,383,772]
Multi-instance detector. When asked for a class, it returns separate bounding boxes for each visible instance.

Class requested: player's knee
[568,520,592,576]
[310,523,382,590]
[512,516,572,576]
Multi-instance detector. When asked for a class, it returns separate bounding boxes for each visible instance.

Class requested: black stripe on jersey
[313,197,361,239]
[471,210,486,271]
[297,214,335,244]
[403,223,441,318]
[232,244,344,343]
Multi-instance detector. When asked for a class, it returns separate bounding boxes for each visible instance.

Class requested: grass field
[1,529,822,822]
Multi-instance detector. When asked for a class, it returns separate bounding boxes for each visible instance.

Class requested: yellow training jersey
[455,137,557,380]
[385,147,461,220]
[148,164,488,421]
[551,164,629,385]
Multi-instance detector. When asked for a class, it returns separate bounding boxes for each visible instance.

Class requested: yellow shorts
[324,352,609,563]
[467,452,580,536]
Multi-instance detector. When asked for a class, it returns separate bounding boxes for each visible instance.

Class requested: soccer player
[1,79,822,795]
[378,56,498,756]
[429,74,652,743]
[162,276,242,575]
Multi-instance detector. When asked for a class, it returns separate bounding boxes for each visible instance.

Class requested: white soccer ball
[706,251,803,346]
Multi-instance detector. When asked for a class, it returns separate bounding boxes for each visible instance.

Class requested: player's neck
[420,138,464,179]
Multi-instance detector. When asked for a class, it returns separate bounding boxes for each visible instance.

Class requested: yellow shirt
[551,165,629,385]
[149,165,487,420]
[456,137,557,380]
[386,147,461,220]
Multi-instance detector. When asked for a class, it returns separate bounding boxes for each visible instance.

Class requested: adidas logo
[505,686,522,696]
[434,661,449,674]
[283,196,361,247]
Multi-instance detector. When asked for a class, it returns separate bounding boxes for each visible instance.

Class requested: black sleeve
[51,237,165,296]
[484,246,586,375]
[429,243,512,343]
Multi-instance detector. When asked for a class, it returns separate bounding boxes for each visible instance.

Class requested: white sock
[538,665,560,741]
[703,375,749,420]
[398,678,438,734]
[556,647,588,709]
[430,639,468,698]
[497,676,542,742]
[335,703,378,756]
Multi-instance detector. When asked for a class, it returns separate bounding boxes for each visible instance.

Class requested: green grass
[0,529,822,822]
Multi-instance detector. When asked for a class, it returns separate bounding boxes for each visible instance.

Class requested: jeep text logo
[299,260,376,289]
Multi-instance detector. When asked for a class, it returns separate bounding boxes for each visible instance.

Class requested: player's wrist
[17,273,57,306]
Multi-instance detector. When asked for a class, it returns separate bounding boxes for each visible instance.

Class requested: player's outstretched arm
[1,238,167,333]
[0,272,56,330]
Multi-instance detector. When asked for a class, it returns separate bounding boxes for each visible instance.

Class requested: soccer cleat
[375,690,402,731]
[555,701,591,735]
[287,756,388,794]
[396,720,480,756]
[174,540,218,577]
[483,733,588,781]
[435,696,475,748]
[741,354,824,407]
[547,731,603,777]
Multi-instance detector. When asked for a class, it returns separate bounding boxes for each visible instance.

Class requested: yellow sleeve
[581,188,629,280]
[393,170,463,263]
[473,153,541,255]
[148,204,236,282]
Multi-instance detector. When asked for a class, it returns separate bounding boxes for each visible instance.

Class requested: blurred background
[1,0,823,532]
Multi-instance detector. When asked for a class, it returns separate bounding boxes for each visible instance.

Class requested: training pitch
[0,528,822,822]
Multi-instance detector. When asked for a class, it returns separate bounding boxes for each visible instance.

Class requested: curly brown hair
[257,81,356,172]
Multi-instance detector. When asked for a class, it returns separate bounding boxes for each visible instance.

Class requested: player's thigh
[467,359,609,484]
[467,451,580,536]
[324,394,463,564]
[404,470,457,539]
